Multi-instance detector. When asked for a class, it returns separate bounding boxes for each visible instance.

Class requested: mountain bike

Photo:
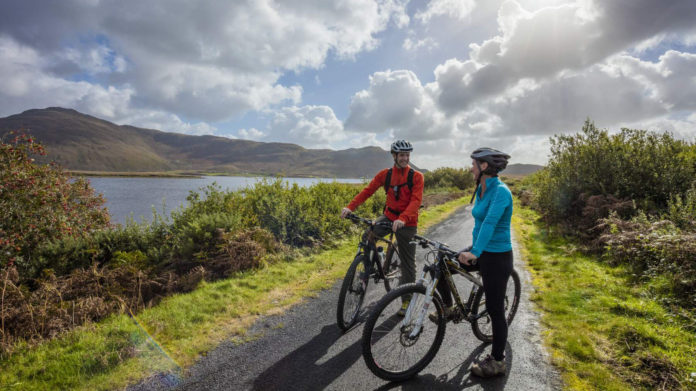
[361,233,521,381]
[336,213,402,331]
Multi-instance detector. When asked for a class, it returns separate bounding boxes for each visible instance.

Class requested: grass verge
[0,197,467,391]
[512,202,696,391]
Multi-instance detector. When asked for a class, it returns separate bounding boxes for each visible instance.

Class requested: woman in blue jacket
[436,147,513,377]
[461,147,513,377]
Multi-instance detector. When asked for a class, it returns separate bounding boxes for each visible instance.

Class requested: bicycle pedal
[448,309,465,323]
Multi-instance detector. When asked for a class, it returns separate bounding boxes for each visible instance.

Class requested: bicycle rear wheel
[362,283,446,381]
[337,254,369,331]
[470,268,521,342]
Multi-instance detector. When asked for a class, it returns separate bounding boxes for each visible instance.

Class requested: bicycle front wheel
[337,254,369,331]
[362,283,446,381]
[381,247,401,292]
[471,268,521,342]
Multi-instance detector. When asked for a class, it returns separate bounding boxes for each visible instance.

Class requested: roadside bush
[598,214,696,307]
[0,133,110,274]
[0,169,426,349]
[236,179,384,245]
[664,183,696,230]
[166,211,244,261]
[532,119,696,228]
[424,167,474,191]
[30,218,170,282]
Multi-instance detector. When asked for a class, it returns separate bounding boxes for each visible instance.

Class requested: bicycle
[336,213,403,331]
[361,233,521,381]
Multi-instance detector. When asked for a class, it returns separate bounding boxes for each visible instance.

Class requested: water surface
[87,176,364,225]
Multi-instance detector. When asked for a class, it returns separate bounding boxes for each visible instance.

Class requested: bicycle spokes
[363,285,445,378]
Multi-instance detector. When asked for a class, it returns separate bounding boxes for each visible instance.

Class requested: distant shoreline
[68,170,362,179]
[68,170,202,178]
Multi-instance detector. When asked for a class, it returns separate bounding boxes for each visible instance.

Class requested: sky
[1,0,695,169]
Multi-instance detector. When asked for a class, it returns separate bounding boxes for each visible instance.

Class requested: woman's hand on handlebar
[458,251,478,266]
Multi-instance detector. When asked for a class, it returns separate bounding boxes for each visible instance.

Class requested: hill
[504,163,544,176]
[0,108,415,178]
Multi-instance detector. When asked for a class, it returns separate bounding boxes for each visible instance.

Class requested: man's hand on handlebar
[392,219,405,232]
[340,207,352,219]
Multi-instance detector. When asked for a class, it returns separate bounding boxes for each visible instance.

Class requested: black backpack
[383,168,414,199]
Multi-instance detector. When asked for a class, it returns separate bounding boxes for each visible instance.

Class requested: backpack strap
[384,168,415,194]
[383,168,393,194]
[383,168,418,217]
[407,168,414,191]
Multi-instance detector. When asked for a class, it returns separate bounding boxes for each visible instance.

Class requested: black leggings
[436,250,513,361]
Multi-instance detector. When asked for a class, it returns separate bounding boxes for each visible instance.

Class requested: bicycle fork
[402,269,438,338]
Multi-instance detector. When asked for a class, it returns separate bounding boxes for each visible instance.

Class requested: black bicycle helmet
[390,139,413,153]
[470,147,510,174]
[469,147,511,204]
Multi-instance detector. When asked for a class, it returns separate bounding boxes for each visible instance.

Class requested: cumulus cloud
[0,36,135,119]
[433,0,696,114]
[0,0,408,122]
[479,49,696,136]
[118,111,220,136]
[250,105,346,148]
[403,37,438,51]
[345,70,453,140]
[415,0,477,23]
[238,128,265,140]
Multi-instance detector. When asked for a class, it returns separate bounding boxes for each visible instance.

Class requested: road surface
[131,205,561,390]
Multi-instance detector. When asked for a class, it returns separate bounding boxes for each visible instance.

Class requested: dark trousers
[365,215,417,291]
[436,250,513,361]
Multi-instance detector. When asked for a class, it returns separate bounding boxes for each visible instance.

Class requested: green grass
[513,202,696,391]
[0,197,467,390]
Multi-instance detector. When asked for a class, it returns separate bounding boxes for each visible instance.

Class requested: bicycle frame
[403,239,487,337]
[350,215,400,283]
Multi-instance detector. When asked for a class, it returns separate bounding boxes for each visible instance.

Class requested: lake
[87,176,365,225]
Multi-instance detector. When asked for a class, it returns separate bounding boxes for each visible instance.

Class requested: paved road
[131,205,561,390]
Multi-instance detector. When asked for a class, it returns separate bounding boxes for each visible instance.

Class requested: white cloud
[403,37,438,51]
[0,36,135,119]
[118,111,220,136]
[415,0,477,23]
[345,69,453,140]
[0,0,408,123]
[345,29,696,167]
[238,128,265,140]
[260,105,346,148]
[433,0,696,114]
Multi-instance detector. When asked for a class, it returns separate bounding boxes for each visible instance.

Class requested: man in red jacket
[340,139,424,315]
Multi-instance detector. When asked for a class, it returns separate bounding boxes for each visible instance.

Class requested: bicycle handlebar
[412,234,479,266]
[412,234,456,255]
[345,213,394,229]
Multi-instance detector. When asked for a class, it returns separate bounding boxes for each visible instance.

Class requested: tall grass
[513,203,696,391]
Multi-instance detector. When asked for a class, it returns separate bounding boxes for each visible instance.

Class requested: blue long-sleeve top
[470,176,513,257]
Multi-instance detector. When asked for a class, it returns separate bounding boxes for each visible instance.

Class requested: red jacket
[347,165,424,226]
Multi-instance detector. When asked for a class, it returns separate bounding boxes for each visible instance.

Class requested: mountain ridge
[0,107,543,177]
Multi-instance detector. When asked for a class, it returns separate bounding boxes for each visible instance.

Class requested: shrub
[597,214,696,307]
[234,178,384,245]
[30,217,170,282]
[664,183,696,230]
[532,119,696,228]
[0,133,110,275]
[423,167,474,191]
[0,174,396,347]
